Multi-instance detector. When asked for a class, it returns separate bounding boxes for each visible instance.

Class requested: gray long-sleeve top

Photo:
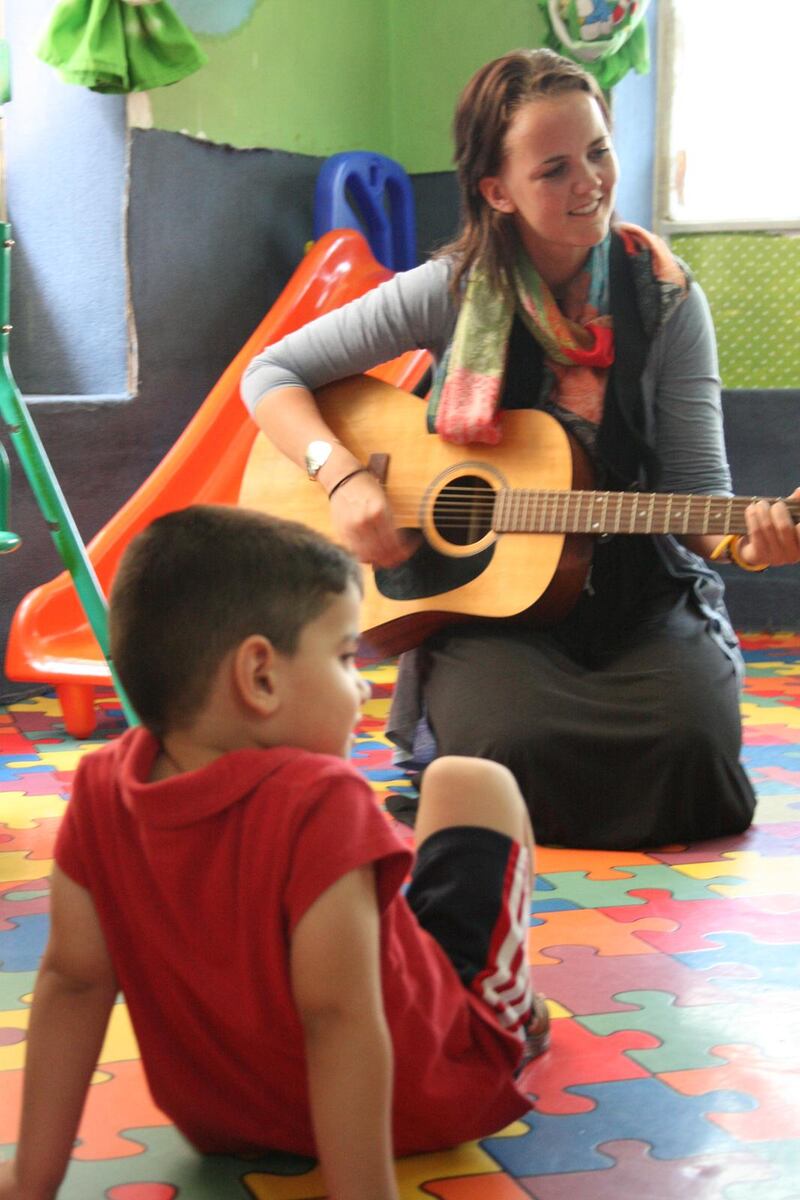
[241,256,732,498]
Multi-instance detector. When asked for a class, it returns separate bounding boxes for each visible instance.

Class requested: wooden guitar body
[239,376,594,656]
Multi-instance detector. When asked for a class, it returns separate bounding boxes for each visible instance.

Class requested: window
[656,0,800,232]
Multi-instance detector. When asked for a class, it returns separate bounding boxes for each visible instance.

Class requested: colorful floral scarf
[427,223,689,445]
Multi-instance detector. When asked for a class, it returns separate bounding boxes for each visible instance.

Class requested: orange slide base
[5,231,431,736]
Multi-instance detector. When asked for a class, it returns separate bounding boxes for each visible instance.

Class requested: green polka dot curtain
[672,233,800,390]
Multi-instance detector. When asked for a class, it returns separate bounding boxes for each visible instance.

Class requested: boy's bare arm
[290,865,399,1200]
[1,867,117,1200]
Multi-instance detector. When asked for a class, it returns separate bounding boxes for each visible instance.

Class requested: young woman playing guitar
[242,50,800,849]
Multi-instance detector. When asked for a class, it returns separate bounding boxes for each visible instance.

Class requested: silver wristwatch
[304,439,334,481]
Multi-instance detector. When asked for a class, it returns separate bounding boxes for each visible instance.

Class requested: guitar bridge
[368,453,389,485]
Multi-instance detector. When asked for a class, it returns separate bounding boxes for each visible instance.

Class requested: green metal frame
[0,437,20,552]
[0,223,137,725]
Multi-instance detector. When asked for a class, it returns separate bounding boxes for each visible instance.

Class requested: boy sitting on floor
[1,505,549,1200]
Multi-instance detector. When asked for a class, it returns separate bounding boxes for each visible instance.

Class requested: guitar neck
[493,490,800,536]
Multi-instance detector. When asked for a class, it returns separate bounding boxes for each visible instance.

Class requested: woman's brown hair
[439,49,611,297]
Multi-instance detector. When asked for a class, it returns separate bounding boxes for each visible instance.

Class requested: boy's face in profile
[271,581,370,758]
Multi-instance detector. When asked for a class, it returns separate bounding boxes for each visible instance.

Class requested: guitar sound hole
[433,475,494,547]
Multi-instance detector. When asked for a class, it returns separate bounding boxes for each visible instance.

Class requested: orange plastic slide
[5,231,431,737]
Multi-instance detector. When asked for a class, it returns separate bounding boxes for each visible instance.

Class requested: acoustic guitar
[240,376,796,657]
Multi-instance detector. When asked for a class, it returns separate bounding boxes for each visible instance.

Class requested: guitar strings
[367,489,791,532]
[372,487,787,506]
[371,490,787,510]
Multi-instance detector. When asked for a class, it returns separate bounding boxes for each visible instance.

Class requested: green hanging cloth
[537,0,653,91]
[37,0,207,94]
[0,41,11,105]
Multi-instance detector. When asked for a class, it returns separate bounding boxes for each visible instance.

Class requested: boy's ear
[478,175,516,214]
[232,634,281,715]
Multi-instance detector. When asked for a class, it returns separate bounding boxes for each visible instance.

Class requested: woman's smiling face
[479,89,618,286]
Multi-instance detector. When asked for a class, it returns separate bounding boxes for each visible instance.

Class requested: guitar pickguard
[374,534,496,601]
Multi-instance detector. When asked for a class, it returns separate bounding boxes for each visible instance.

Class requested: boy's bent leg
[408,756,549,1059]
[414,755,534,862]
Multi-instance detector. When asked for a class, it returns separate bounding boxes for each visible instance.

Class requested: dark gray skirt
[406,537,756,849]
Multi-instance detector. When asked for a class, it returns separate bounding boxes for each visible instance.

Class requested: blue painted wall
[4,0,128,397]
[612,1,658,229]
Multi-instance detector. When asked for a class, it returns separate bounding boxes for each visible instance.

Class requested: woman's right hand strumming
[326,466,415,568]
[252,385,415,569]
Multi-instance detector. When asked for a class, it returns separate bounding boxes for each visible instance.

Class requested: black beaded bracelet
[326,466,372,501]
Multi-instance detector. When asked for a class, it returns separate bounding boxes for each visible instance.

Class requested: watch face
[305,439,333,479]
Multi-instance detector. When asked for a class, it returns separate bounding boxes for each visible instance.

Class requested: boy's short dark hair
[110,505,362,736]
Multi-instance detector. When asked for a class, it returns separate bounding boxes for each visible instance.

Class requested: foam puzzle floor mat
[1,632,799,1198]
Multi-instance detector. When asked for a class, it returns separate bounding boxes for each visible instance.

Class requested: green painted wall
[148,0,390,159]
[386,0,546,173]
[148,0,546,173]
[673,233,800,390]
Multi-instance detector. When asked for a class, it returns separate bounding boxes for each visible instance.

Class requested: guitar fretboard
[492,490,799,536]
